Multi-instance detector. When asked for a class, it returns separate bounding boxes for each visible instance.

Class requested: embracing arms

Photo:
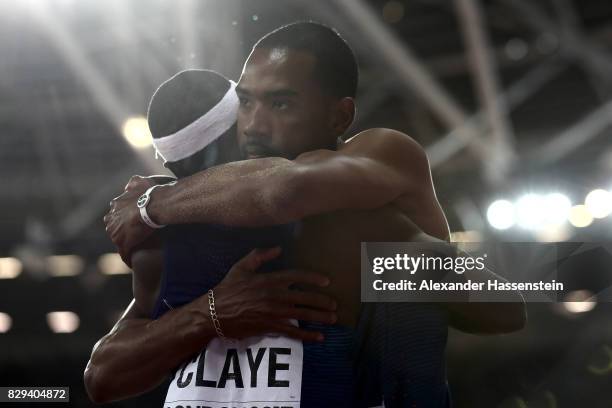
[149,128,428,226]
[104,128,449,259]
[84,248,337,403]
[102,127,525,341]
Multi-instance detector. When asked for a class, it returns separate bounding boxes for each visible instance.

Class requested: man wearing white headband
[149,70,241,175]
[95,22,526,407]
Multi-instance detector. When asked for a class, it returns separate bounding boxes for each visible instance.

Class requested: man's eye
[272,100,290,110]
[239,97,251,107]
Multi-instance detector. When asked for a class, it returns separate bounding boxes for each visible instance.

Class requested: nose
[242,102,271,140]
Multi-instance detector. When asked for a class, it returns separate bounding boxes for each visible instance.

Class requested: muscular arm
[84,248,337,403]
[84,299,214,403]
[147,128,432,228]
[84,249,216,404]
[105,128,448,259]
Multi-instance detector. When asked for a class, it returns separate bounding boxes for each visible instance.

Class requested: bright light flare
[543,193,572,225]
[585,189,612,219]
[0,313,12,333]
[563,290,597,314]
[0,257,22,279]
[122,116,152,149]
[535,223,572,242]
[47,311,80,333]
[46,255,83,277]
[568,204,594,228]
[97,253,130,275]
[487,200,515,230]
[516,194,547,230]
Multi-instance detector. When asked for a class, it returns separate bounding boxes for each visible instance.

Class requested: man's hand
[192,247,338,342]
[104,175,156,264]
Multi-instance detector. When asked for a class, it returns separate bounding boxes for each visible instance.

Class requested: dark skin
[90,47,526,403]
[85,245,336,403]
[236,48,346,160]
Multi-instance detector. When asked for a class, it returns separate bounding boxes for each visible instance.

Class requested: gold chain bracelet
[207,289,225,338]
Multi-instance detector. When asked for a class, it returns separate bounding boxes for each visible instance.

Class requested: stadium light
[568,204,593,228]
[486,199,515,230]
[562,290,597,314]
[46,311,80,333]
[543,193,571,226]
[516,194,546,230]
[46,255,83,277]
[584,189,612,219]
[0,313,12,333]
[97,253,131,275]
[0,257,22,279]
[122,116,152,149]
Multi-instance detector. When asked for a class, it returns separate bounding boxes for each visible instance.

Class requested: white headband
[152,80,239,163]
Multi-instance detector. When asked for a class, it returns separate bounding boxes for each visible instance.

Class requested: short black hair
[253,21,358,98]
[147,69,236,178]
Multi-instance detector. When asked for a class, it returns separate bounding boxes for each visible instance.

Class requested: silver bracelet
[207,289,225,338]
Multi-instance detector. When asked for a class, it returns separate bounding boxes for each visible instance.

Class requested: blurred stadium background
[2,0,612,406]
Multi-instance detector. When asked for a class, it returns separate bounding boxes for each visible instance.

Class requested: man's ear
[330,97,356,136]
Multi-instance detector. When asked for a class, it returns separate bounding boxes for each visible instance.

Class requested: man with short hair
[91,21,525,407]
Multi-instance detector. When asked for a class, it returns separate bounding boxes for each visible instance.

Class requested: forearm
[149,157,301,227]
[84,301,214,403]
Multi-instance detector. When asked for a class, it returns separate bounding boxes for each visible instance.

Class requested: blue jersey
[354,302,452,407]
[152,223,293,315]
[152,223,359,407]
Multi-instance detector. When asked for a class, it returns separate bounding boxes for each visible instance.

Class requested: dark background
[2,0,612,406]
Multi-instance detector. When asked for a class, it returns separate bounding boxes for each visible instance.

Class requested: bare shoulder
[343,128,428,168]
[347,127,420,144]
[344,128,425,156]
[294,128,428,172]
